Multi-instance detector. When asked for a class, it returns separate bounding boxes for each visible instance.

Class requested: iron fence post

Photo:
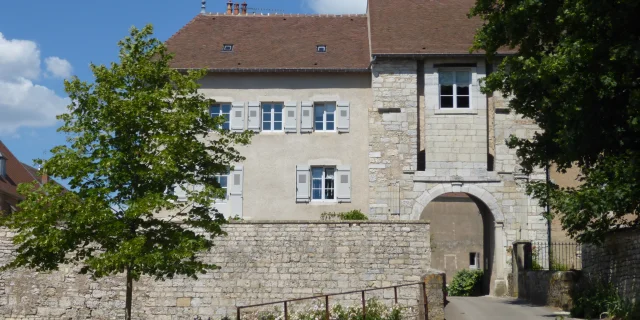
[325,295,329,320]
[236,307,240,320]
[284,301,288,320]
[422,282,428,320]
[362,290,366,320]
[394,286,398,304]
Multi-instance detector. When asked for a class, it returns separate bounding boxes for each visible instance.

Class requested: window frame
[469,252,480,270]
[313,102,337,132]
[210,103,231,130]
[438,69,472,109]
[311,166,336,202]
[261,102,284,132]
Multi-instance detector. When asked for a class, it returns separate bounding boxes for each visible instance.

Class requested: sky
[0,0,367,169]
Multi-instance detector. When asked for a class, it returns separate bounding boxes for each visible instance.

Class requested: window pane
[274,112,282,122]
[326,112,334,122]
[274,105,283,113]
[457,96,470,108]
[326,122,334,131]
[218,176,228,188]
[439,71,454,85]
[457,85,470,96]
[210,106,220,115]
[440,85,453,95]
[263,122,271,130]
[456,71,471,85]
[263,104,272,113]
[312,189,322,200]
[315,121,324,131]
[441,96,454,108]
[312,179,322,189]
[263,113,271,121]
[222,104,232,113]
[274,122,282,131]
[222,122,230,130]
[312,168,323,179]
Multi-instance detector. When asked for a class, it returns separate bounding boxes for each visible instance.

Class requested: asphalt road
[445,296,572,320]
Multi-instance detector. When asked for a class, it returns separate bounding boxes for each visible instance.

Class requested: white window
[222,44,234,52]
[262,103,284,131]
[317,45,327,53]
[469,252,480,269]
[311,167,335,201]
[210,104,231,130]
[439,70,471,109]
[215,173,229,201]
[314,103,336,131]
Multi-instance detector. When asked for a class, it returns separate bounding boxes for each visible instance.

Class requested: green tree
[471,0,640,243]
[0,25,251,319]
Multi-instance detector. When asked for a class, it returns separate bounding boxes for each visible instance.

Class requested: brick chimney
[234,3,240,15]
[241,2,247,15]
[226,0,233,14]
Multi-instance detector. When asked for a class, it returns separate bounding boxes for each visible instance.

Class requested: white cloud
[306,0,367,14]
[45,56,73,78]
[0,33,71,135]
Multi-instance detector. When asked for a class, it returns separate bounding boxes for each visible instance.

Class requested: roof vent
[0,151,6,178]
[222,44,234,52]
[317,45,327,53]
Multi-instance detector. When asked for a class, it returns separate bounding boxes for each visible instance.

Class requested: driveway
[445,296,573,320]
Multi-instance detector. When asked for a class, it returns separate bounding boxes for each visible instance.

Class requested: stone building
[165,0,550,295]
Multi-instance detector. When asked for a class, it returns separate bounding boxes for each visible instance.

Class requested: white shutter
[174,184,187,202]
[337,101,350,133]
[231,102,245,131]
[336,165,351,203]
[229,165,244,217]
[247,101,260,131]
[284,101,297,133]
[296,165,311,202]
[300,101,313,133]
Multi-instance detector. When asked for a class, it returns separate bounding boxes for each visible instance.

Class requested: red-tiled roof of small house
[0,141,41,199]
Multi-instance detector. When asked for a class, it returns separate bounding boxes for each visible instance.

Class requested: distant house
[0,141,53,214]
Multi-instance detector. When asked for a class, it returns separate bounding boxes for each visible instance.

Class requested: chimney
[241,2,247,15]
[234,3,240,15]
[41,172,49,185]
[226,0,233,14]
[200,0,206,14]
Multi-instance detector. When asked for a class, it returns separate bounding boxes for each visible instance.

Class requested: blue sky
[0,0,366,169]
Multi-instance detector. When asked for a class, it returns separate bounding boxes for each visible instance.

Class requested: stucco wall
[582,229,640,302]
[198,73,372,220]
[0,221,433,320]
[420,194,484,283]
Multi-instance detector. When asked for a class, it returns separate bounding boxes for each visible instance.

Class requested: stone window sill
[434,109,478,115]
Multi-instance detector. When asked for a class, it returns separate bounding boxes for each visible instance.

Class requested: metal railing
[236,282,429,320]
[532,242,582,270]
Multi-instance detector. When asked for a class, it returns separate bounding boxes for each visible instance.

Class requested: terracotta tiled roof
[369,0,488,55]
[166,14,371,71]
[0,141,41,199]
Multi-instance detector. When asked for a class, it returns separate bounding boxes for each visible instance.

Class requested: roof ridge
[201,13,367,18]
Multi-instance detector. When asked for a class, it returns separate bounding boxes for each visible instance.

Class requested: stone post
[422,272,446,320]
[511,241,532,297]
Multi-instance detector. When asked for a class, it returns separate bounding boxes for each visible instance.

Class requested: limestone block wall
[0,221,432,320]
[517,270,578,311]
[582,229,640,302]
[369,60,419,220]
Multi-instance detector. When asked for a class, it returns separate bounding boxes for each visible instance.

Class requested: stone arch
[412,183,508,296]
[411,184,504,222]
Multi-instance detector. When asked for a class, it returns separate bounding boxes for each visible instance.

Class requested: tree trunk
[126,266,133,320]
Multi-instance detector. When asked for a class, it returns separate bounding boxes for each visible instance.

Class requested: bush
[571,280,640,320]
[239,299,410,320]
[447,269,484,296]
[321,210,369,221]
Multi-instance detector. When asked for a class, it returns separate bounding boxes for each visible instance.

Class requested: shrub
[447,269,484,297]
[571,280,640,320]
[321,210,369,221]
[239,299,410,320]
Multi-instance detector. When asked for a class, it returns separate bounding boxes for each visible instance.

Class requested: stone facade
[368,58,549,295]
[0,221,435,319]
[517,270,578,311]
[582,229,640,302]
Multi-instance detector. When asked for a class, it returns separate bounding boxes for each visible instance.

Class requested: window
[222,44,234,52]
[469,252,480,269]
[311,167,335,201]
[215,173,228,200]
[262,103,284,131]
[317,45,327,53]
[210,104,231,130]
[314,103,336,131]
[439,70,471,109]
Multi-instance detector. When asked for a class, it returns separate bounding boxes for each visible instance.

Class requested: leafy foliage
[571,279,640,320]
[321,210,369,221]
[240,299,409,320]
[470,0,640,243]
[0,24,251,316]
[447,269,484,297]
